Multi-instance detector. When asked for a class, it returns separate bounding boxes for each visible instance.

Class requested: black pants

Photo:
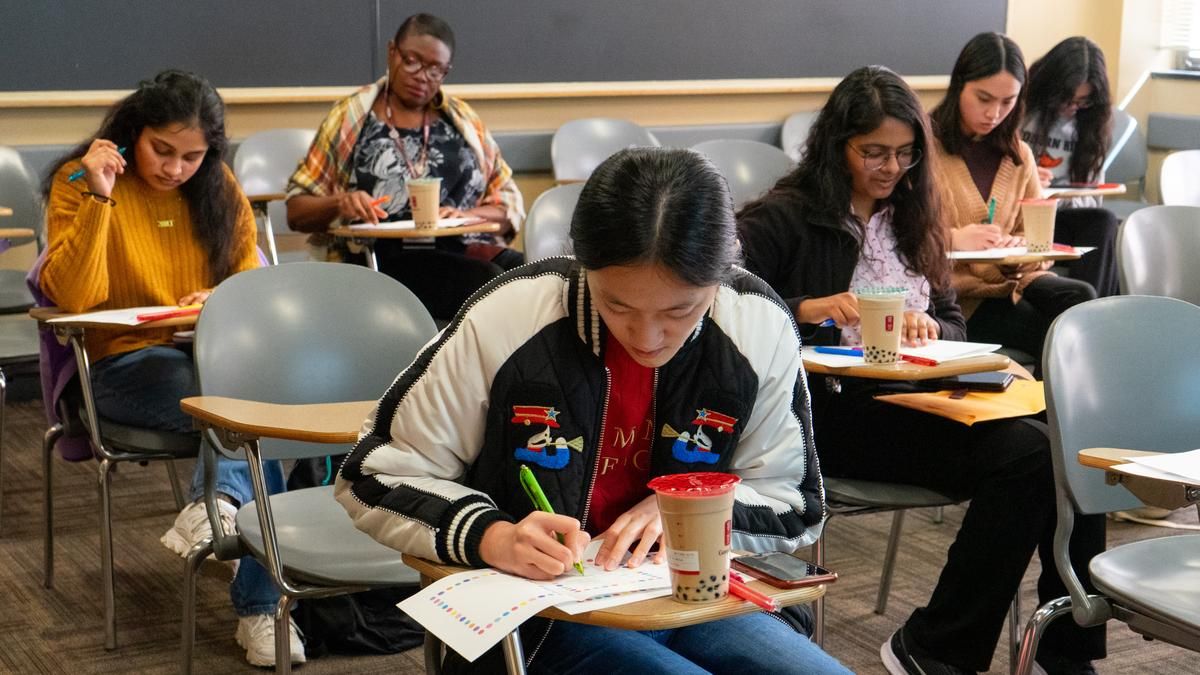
[1053,207,1120,297]
[814,388,1106,672]
[375,247,512,321]
[967,274,1097,373]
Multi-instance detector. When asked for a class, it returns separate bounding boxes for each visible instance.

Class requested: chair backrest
[1117,205,1200,303]
[691,139,794,210]
[780,111,819,162]
[1043,295,1200,515]
[194,262,437,460]
[1160,149,1200,206]
[1102,109,1147,188]
[232,129,316,235]
[0,146,43,247]
[522,183,584,263]
[551,118,660,183]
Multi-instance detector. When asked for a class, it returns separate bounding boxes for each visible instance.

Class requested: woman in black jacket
[738,66,1104,675]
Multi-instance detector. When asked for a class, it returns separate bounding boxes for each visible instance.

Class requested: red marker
[135,304,202,323]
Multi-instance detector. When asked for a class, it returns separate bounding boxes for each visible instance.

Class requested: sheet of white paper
[553,587,673,615]
[346,217,481,231]
[947,246,1095,260]
[802,340,1001,368]
[398,569,563,662]
[45,305,179,326]
[1124,449,1200,484]
[535,540,671,601]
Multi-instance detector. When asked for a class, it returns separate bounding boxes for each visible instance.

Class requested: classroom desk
[950,248,1084,266]
[30,306,200,334]
[402,553,826,674]
[0,227,33,238]
[330,221,502,272]
[803,352,1010,381]
[1078,447,1200,511]
[179,396,373,444]
[0,207,12,217]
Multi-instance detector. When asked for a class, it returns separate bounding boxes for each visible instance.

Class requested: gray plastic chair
[183,262,437,673]
[0,317,38,535]
[780,110,819,162]
[551,118,660,183]
[1102,109,1149,220]
[232,129,316,265]
[522,183,583,263]
[691,139,794,210]
[1160,150,1200,206]
[1117,205,1200,304]
[0,147,42,312]
[1015,295,1200,673]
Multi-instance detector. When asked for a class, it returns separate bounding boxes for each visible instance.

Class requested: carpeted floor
[1,398,1197,674]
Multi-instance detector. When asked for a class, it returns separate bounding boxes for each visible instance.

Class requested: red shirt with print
[587,333,655,535]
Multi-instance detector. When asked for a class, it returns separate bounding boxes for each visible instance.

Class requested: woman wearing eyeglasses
[1021,36,1120,297]
[287,13,524,320]
[932,33,1097,372]
[738,65,1105,675]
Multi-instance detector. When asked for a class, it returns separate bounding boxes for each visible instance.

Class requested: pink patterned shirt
[841,206,931,346]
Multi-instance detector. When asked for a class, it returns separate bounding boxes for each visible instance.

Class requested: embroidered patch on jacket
[661,408,739,465]
[511,405,583,470]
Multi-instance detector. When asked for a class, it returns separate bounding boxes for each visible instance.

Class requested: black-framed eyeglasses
[1066,96,1094,110]
[848,144,922,171]
[397,50,452,81]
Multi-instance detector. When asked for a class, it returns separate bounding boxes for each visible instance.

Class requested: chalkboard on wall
[1,0,1006,91]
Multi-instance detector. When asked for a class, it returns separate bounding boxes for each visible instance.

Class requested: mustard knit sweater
[42,162,258,361]
[933,138,1045,317]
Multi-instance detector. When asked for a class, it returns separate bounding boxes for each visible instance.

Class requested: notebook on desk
[345,216,484,231]
[802,340,1001,368]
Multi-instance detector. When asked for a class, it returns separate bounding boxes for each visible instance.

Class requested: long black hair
[44,70,241,285]
[1025,36,1112,183]
[931,32,1028,164]
[571,147,739,286]
[741,65,949,290]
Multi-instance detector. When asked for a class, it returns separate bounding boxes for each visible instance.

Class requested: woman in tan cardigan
[930,32,1096,370]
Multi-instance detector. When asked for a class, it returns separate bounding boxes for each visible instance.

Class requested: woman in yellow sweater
[41,70,302,667]
[930,33,1097,371]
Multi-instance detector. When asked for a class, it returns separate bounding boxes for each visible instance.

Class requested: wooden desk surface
[180,396,374,444]
[803,352,1010,381]
[1079,447,1200,510]
[951,249,1083,265]
[402,554,825,631]
[330,221,501,240]
[0,227,32,238]
[29,306,199,331]
[1077,447,1164,471]
[245,192,287,204]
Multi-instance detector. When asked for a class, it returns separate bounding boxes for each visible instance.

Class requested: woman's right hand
[797,292,859,327]
[336,190,388,224]
[80,139,126,198]
[479,512,590,580]
[953,223,1004,250]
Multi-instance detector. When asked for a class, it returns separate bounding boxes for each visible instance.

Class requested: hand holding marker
[519,464,585,575]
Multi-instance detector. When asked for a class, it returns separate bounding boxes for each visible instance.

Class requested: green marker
[519,464,585,575]
[985,197,996,224]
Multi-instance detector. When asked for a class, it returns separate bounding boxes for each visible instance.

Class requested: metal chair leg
[166,460,186,511]
[931,505,944,524]
[812,534,826,646]
[43,423,63,589]
[1009,594,1021,667]
[0,368,7,536]
[1013,596,1073,675]
[181,538,214,675]
[875,510,907,614]
[501,629,528,675]
[274,594,295,675]
[99,458,117,650]
[424,632,446,675]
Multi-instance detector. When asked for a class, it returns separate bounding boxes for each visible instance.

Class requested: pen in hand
[68,146,127,182]
[519,464,585,575]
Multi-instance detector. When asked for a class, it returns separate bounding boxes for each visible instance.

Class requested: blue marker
[818,319,836,328]
[812,346,863,357]
[68,146,126,182]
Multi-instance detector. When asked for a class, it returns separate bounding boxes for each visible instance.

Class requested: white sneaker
[235,614,306,667]
[161,498,239,576]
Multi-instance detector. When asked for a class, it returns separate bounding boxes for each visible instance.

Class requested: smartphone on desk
[731,552,837,589]
[926,371,1014,392]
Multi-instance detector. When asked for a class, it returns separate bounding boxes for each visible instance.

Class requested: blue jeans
[92,345,285,616]
[527,612,851,674]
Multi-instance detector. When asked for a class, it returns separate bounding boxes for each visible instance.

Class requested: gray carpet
[1,399,1197,673]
